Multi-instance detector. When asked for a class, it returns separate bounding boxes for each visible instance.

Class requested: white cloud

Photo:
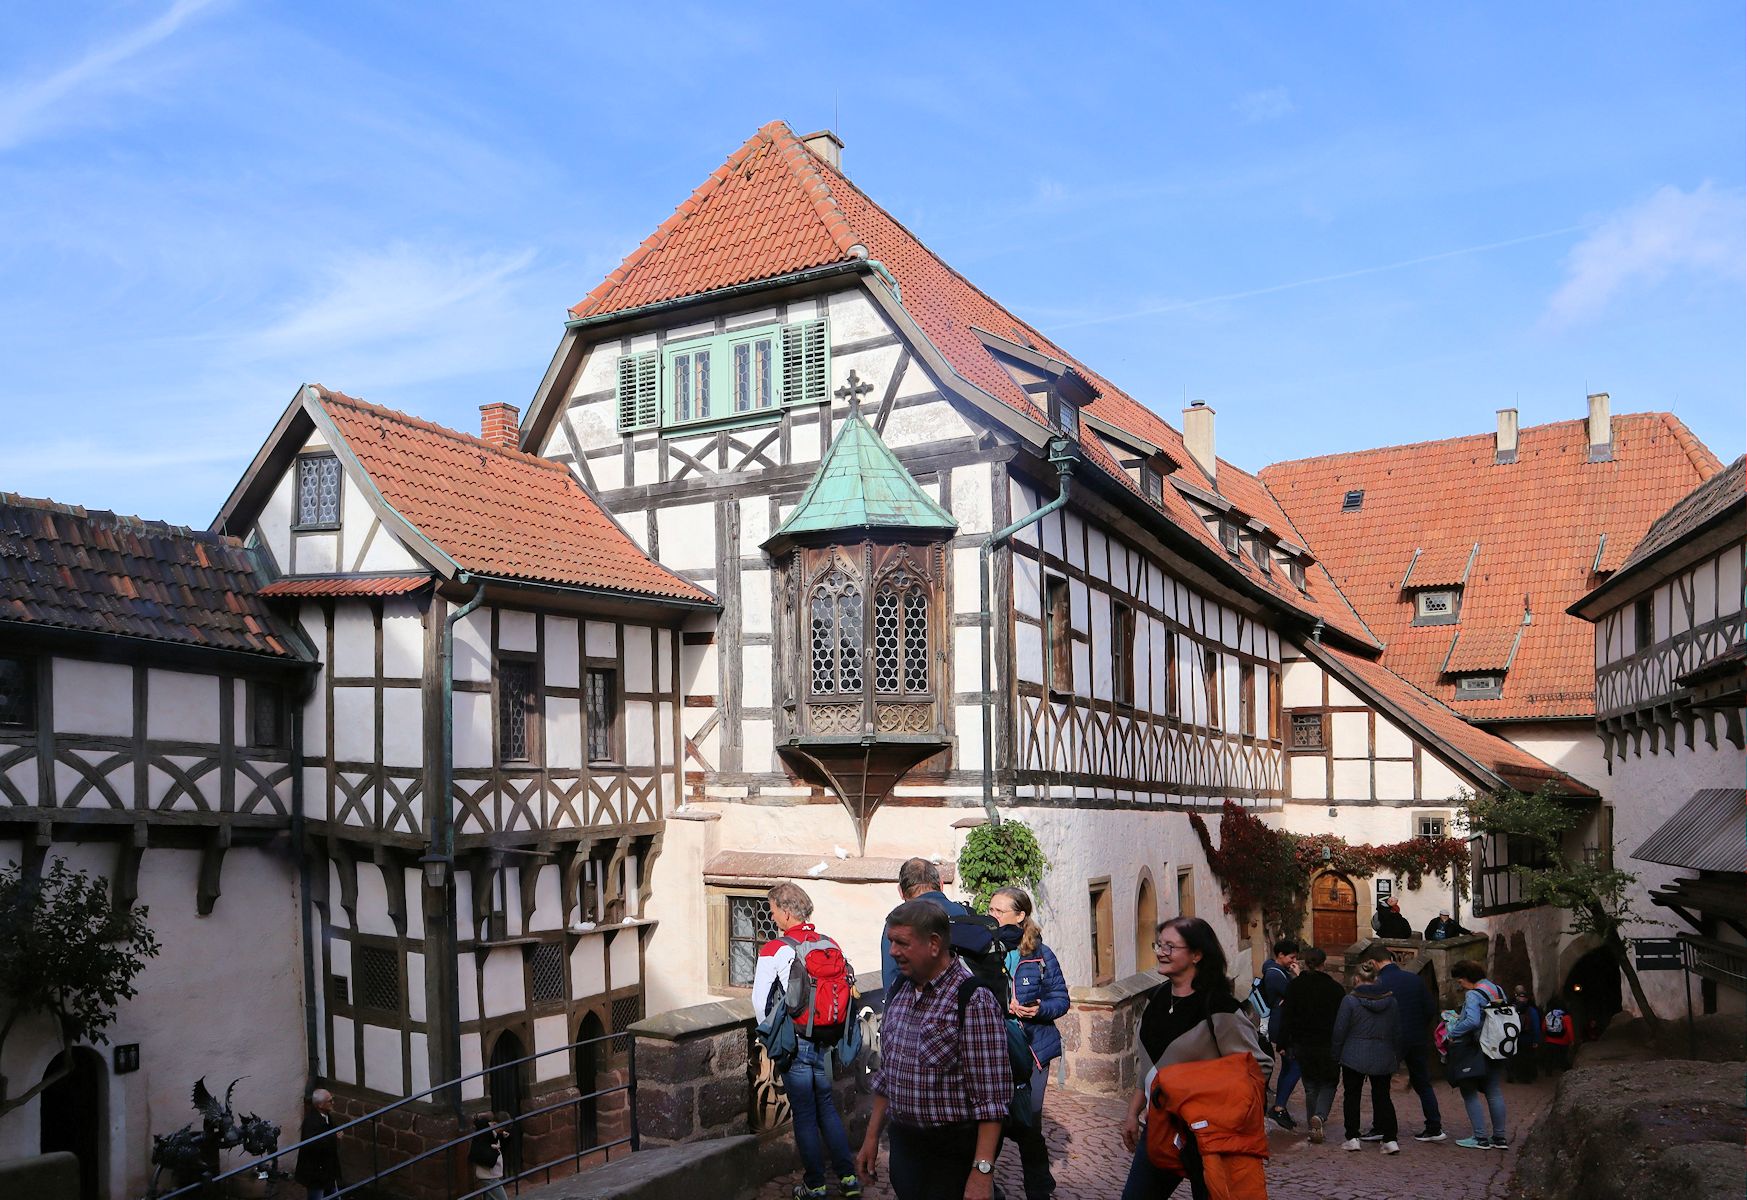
[1235,87,1295,123]
[0,0,223,151]
[1543,183,1744,328]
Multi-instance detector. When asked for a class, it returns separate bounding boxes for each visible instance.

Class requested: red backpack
[777,931,854,1034]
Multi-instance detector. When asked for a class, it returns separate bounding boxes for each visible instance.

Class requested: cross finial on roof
[835,370,875,416]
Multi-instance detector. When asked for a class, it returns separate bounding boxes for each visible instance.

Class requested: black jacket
[1375,961,1436,1048]
[294,1109,341,1186]
[1376,908,1413,938]
[1281,970,1345,1050]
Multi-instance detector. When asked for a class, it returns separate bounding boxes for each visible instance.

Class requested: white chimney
[1587,392,1613,462]
[1495,408,1518,465]
[1183,401,1216,483]
[800,129,843,173]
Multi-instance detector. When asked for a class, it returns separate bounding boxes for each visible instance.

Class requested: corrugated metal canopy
[1632,787,1747,873]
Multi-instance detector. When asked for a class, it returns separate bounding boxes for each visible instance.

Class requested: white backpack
[1474,982,1521,1061]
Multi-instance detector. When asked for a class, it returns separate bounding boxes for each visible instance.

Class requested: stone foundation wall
[1057,971,1165,1098]
[328,1092,469,1200]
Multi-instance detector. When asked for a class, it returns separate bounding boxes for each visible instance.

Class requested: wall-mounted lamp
[1321,843,1332,864]
[419,853,452,889]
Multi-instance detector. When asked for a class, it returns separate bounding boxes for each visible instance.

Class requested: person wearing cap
[1423,908,1465,941]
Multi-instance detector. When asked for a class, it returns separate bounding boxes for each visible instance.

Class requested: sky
[1,2,1741,526]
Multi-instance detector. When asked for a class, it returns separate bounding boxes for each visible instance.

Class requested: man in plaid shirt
[856,899,1011,1200]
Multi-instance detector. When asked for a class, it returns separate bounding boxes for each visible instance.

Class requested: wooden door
[1311,872,1358,949]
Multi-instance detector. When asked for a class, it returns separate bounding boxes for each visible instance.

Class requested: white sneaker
[1342,1138,1362,1151]
[1381,1140,1400,1154]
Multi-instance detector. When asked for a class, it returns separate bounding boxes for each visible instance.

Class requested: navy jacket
[1375,961,1436,1049]
[1332,983,1403,1076]
[1009,941,1070,1064]
[878,888,968,995]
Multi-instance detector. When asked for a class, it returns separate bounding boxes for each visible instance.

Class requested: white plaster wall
[0,843,306,1199]
[1502,723,1610,793]
[145,669,220,744]
[53,659,133,736]
[381,600,424,678]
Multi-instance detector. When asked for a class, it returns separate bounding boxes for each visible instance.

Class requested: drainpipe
[979,439,1077,824]
[436,575,486,1115]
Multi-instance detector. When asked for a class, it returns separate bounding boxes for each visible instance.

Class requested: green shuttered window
[616,318,830,436]
[617,351,659,433]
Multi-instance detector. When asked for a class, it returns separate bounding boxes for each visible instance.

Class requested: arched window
[809,567,864,694]
[873,567,930,694]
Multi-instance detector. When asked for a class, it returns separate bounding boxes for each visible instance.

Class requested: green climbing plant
[957,819,1048,910]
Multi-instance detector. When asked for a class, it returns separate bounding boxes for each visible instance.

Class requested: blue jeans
[1459,1060,1507,1139]
[1402,1045,1442,1129]
[783,1038,855,1187]
[1272,1050,1301,1110]
[1120,1133,1204,1200]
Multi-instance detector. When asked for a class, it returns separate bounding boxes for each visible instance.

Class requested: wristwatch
[974,1159,994,1175]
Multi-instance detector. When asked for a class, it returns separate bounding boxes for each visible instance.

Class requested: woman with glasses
[1120,916,1270,1199]
[987,886,1069,1200]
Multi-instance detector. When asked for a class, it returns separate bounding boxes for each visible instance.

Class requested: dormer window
[1141,461,1164,504]
[1412,589,1460,626]
[1047,387,1080,440]
[1248,536,1271,574]
[1219,519,1240,556]
[1453,673,1503,699]
[1287,559,1307,591]
[1342,489,1364,512]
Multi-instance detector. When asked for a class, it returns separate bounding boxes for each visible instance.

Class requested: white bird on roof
[807,861,829,877]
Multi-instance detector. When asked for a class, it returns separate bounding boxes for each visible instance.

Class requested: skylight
[1341,489,1364,512]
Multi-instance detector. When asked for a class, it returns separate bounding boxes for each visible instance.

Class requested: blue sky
[2,2,1741,526]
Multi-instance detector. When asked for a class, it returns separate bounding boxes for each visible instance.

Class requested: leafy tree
[0,857,159,1118]
[1458,783,1663,1037]
[957,819,1048,910]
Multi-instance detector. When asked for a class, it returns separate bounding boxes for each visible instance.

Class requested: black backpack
[949,912,1014,1009]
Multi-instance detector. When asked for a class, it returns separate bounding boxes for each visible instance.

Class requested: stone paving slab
[755,1073,1557,1199]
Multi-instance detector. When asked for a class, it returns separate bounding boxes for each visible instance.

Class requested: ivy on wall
[1189,800,1470,936]
[957,819,1048,910]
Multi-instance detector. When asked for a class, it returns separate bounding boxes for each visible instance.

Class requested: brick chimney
[800,129,844,173]
[479,402,520,450]
[1495,407,1518,465]
[1182,401,1216,484]
[1586,392,1613,462]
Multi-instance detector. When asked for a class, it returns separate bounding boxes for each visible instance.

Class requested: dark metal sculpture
[149,1076,281,1194]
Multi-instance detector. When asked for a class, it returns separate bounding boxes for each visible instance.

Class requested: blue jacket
[1375,961,1436,1048]
[1008,941,1070,1064]
[1447,979,1504,1040]
[878,889,968,996]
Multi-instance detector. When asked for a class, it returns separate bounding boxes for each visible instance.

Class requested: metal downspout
[437,576,486,1115]
[290,691,319,1082]
[979,440,1077,824]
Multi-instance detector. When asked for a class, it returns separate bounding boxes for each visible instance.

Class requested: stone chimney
[1587,392,1613,462]
[479,402,520,450]
[800,129,844,173]
[1495,408,1519,465]
[1182,401,1216,483]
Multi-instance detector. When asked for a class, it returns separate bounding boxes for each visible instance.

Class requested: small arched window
[809,567,864,695]
[873,568,930,694]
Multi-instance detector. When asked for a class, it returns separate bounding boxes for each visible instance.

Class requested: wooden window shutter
[781,320,829,406]
[617,351,658,433]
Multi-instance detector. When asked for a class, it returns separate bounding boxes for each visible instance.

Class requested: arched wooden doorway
[574,1012,606,1150]
[1310,872,1358,950]
[1134,874,1158,970]
[41,1047,104,1200]
[487,1030,527,1176]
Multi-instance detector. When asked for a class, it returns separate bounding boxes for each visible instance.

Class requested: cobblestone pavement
[757,1073,1557,1199]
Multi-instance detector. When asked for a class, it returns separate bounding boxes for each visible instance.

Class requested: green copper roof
[771,414,957,541]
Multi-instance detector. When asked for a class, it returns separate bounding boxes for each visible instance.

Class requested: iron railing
[147,1029,637,1200]
[1683,932,1747,993]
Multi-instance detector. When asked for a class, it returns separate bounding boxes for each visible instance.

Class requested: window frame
[245,680,284,752]
[1416,812,1448,839]
[1452,673,1503,700]
[1202,648,1221,728]
[1239,661,1257,737]
[1112,602,1136,708]
[1088,878,1115,985]
[708,886,780,993]
[659,319,831,434]
[294,452,343,531]
[1045,576,1072,696]
[1412,588,1461,626]
[1165,632,1180,719]
[495,652,541,766]
[350,940,402,1019]
[1633,595,1655,651]
[585,666,620,766]
[1289,711,1327,752]
[1218,518,1241,556]
[0,654,38,732]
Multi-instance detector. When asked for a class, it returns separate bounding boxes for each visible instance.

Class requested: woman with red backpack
[753,882,863,1200]
[989,886,1069,1200]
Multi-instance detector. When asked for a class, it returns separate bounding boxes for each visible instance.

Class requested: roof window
[1453,673,1503,699]
[1341,489,1364,512]
[1412,588,1461,626]
[1219,518,1241,556]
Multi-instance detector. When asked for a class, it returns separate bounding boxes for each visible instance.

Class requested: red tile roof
[1261,413,1723,719]
[260,574,431,598]
[311,389,714,605]
[1317,644,1596,797]
[566,121,1375,646]
[0,494,305,660]
[1444,626,1523,673]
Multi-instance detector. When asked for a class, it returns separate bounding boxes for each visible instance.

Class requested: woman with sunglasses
[1120,916,1271,1199]
[988,886,1069,1200]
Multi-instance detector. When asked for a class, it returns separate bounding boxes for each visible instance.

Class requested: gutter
[290,679,320,1084]
[564,260,872,330]
[457,572,720,613]
[979,439,1077,823]
[435,575,486,1115]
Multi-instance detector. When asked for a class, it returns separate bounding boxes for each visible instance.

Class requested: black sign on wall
[1632,938,1684,972]
[113,1043,141,1074]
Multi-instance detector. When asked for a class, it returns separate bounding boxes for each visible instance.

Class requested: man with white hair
[294,1088,342,1199]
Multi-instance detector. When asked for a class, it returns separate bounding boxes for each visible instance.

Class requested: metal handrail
[147,1028,638,1199]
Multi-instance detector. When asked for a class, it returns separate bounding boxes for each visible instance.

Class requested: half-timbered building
[0,495,313,1198]
[211,385,713,1122]
[1570,455,1745,1017]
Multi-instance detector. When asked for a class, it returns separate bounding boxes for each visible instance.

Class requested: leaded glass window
[873,587,901,692]
[498,658,537,762]
[808,567,864,695]
[354,943,399,1014]
[728,895,779,988]
[1289,712,1326,750]
[586,668,616,763]
[296,455,341,527]
[732,335,775,413]
[903,588,929,692]
[871,571,931,696]
[530,942,566,1004]
[672,347,712,423]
